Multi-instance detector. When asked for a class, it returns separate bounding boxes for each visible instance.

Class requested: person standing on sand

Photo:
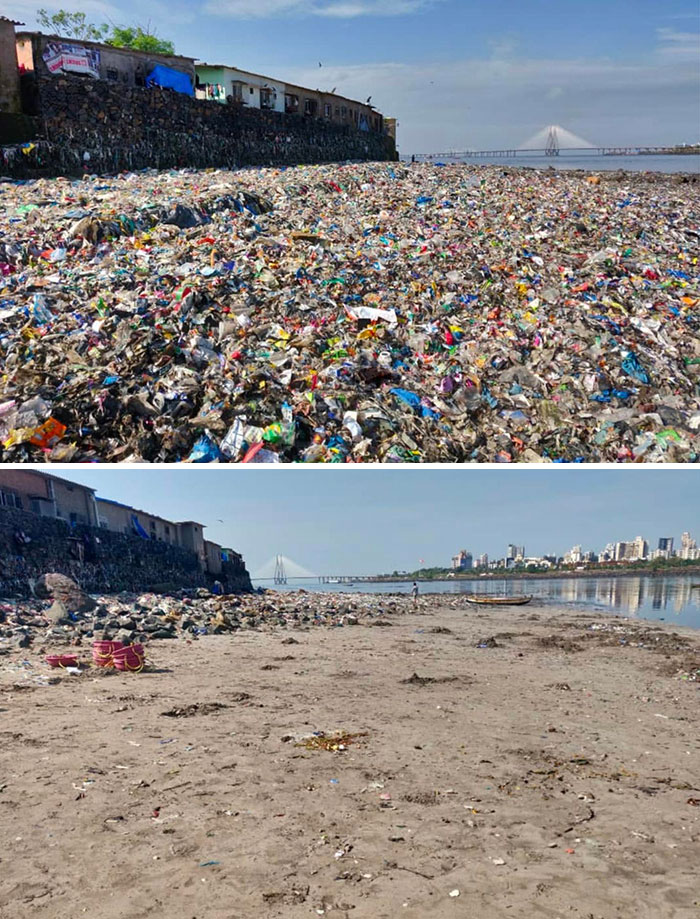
[411,582,419,604]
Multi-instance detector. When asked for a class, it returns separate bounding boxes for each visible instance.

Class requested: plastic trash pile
[0,587,416,649]
[0,162,698,463]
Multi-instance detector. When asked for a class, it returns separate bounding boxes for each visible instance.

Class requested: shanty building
[16,30,196,92]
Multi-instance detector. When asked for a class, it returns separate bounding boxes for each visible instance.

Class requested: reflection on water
[405,154,700,174]
[257,575,700,629]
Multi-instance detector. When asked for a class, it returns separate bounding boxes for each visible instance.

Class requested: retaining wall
[0,506,252,597]
[1,73,397,177]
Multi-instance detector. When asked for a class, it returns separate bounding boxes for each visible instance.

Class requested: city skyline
[29,469,700,577]
[450,529,698,572]
[9,0,699,151]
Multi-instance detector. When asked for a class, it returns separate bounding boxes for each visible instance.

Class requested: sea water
[404,153,699,174]
[257,573,700,629]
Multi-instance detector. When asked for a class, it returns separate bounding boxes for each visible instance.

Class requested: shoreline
[333,566,700,584]
[1,600,697,918]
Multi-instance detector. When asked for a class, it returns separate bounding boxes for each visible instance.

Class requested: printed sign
[42,42,100,79]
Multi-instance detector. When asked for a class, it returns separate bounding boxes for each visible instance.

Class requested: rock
[33,573,96,613]
[15,631,31,648]
[46,599,71,625]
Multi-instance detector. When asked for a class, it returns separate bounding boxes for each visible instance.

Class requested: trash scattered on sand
[295,731,369,752]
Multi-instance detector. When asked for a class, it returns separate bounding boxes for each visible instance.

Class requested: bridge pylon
[273,555,287,585]
[545,125,560,156]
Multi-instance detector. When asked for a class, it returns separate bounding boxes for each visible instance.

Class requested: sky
[5,0,698,152]
[50,469,700,577]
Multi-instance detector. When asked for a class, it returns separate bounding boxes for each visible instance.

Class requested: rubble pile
[0,580,415,650]
[0,162,698,463]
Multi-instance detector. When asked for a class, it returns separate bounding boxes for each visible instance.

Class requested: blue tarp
[145,64,194,97]
[131,515,150,539]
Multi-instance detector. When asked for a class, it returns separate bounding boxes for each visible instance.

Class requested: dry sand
[0,600,698,919]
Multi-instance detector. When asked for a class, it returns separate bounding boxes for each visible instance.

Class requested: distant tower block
[273,554,287,585]
[545,125,560,156]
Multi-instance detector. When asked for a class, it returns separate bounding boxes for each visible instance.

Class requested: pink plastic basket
[92,640,123,668]
[112,644,145,673]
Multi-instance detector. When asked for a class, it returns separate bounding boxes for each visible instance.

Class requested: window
[106,69,119,82]
[1,490,23,510]
[334,106,340,117]
[324,103,331,118]
[260,88,276,110]
[341,106,347,118]
[249,87,254,95]
[69,512,78,525]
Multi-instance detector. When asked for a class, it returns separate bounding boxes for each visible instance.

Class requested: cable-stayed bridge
[414,124,676,160]
[252,555,377,585]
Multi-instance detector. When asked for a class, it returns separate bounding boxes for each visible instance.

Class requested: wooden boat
[465,595,533,606]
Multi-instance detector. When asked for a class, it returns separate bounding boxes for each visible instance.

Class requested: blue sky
[53,469,699,576]
[8,0,699,151]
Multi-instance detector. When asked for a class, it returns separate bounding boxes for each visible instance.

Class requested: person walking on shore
[411,582,419,604]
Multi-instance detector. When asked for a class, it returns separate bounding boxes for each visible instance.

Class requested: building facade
[16,31,196,90]
[0,470,241,578]
[0,469,99,526]
[96,498,180,545]
[195,63,384,134]
[0,17,22,114]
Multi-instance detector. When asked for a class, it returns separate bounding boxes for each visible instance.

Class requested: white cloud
[656,27,700,56]
[206,0,441,18]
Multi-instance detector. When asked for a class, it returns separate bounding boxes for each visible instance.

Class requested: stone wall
[3,73,397,178]
[0,506,252,597]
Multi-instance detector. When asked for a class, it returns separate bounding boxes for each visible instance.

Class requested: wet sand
[0,601,698,919]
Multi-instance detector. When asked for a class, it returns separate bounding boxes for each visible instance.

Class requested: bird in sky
[319,61,322,67]
[331,87,337,93]
[366,96,372,104]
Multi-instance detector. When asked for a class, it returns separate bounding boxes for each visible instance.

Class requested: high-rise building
[451,550,472,570]
[476,553,488,569]
[658,537,674,553]
[679,532,698,560]
[630,536,648,560]
[615,537,648,561]
[564,545,583,564]
[507,544,525,561]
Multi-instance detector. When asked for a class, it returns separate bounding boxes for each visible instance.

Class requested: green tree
[37,9,109,41]
[37,9,175,55]
[106,26,175,56]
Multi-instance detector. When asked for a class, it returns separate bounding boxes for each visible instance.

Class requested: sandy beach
[1,598,698,919]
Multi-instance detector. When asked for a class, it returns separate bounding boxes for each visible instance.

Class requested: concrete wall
[51,478,99,527]
[179,521,205,561]
[204,539,223,575]
[4,72,396,178]
[0,20,21,113]
[0,504,251,597]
